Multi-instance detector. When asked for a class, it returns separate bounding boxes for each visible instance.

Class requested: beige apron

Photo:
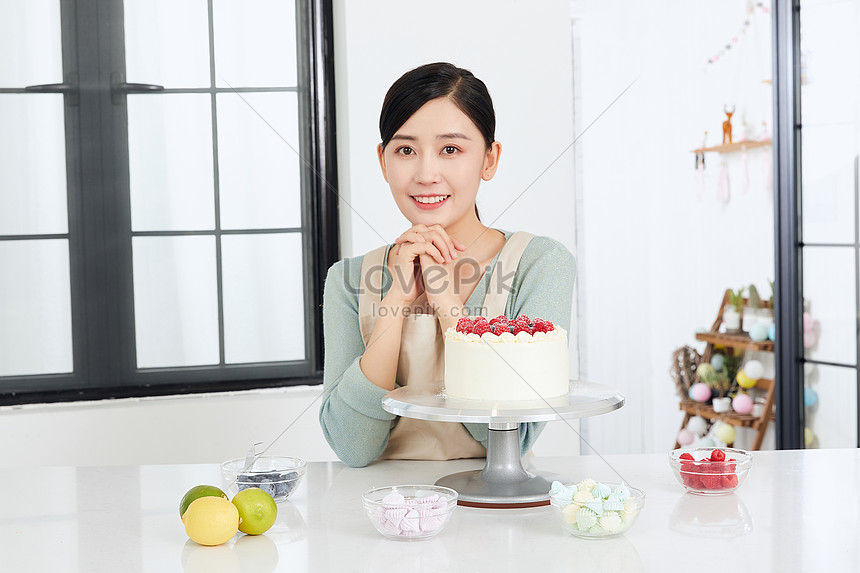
[358,231,535,460]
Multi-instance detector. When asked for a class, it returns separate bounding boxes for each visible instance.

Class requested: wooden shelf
[674,290,776,451]
[692,139,771,154]
[679,397,766,428]
[695,331,774,352]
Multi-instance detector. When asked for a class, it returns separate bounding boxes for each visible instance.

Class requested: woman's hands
[389,224,467,330]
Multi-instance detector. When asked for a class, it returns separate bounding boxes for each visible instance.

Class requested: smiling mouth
[412,195,450,205]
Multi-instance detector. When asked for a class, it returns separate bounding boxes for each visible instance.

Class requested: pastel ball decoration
[677,428,694,446]
[732,393,754,415]
[714,422,736,444]
[736,370,757,389]
[697,363,715,379]
[749,323,769,342]
[710,354,725,371]
[768,323,776,341]
[804,387,818,408]
[803,312,814,332]
[695,436,716,448]
[687,416,709,436]
[744,360,764,381]
[689,382,712,403]
[804,330,818,348]
[804,427,815,447]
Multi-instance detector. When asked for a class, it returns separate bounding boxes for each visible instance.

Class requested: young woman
[319,62,576,467]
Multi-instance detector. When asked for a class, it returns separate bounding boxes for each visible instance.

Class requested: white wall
[0,387,336,467]
[571,0,775,454]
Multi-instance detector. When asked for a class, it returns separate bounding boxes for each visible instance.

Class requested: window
[0,0,338,404]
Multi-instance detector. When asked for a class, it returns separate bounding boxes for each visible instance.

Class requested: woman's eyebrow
[437,132,471,140]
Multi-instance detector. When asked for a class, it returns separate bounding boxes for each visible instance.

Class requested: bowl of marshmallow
[549,479,646,539]
[362,485,458,540]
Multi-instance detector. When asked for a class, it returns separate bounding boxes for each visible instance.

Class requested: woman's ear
[481,141,502,181]
[377,143,389,182]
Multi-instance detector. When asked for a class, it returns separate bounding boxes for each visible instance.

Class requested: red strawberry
[710,449,726,462]
[532,320,550,334]
[515,314,530,323]
[489,315,508,326]
[679,452,694,461]
[491,323,511,335]
[456,317,474,334]
[472,322,491,336]
[701,474,723,489]
[512,323,531,335]
[721,474,739,488]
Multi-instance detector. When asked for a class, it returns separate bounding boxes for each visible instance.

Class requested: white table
[1,449,856,572]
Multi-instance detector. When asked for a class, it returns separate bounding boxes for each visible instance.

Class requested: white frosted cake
[443,315,570,401]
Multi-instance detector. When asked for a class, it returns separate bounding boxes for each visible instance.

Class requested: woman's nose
[415,156,441,184]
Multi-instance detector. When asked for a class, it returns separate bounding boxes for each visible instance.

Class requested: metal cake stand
[381,381,624,508]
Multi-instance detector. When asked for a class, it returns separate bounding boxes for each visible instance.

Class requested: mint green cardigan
[318,230,576,467]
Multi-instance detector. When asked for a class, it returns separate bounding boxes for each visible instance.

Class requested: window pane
[0,94,68,235]
[128,94,215,231]
[0,239,73,376]
[801,125,857,244]
[802,246,856,365]
[216,92,301,230]
[804,363,857,449]
[212,0,297,88]
[132,236,220,368]
[222,233,305,364]
[0,0,62,87]
[124,0,211,88]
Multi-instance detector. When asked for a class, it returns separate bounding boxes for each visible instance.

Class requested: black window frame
[0,0,338,406]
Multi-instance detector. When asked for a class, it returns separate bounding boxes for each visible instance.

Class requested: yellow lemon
[180,485,228,519]
[183,496,240,546]
[232,487,278,535]
[736,370,757,389]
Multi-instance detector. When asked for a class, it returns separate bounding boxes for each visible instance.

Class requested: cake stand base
[435,423,567,508]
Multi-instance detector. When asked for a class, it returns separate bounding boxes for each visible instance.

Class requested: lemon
[183,496,240,546]
[232,487,278,535]
[180,485,228,519]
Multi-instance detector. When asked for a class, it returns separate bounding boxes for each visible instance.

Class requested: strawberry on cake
[443,315,570,401]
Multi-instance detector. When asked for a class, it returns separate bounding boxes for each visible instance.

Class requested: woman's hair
[379,62,496,151]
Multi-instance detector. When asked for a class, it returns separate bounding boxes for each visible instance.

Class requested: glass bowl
[221,456,306,502]
[362,485,458,540]
[668,447,752,495]
[549,482,646,539]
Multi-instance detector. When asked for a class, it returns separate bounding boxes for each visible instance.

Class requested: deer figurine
[722,105,736,145]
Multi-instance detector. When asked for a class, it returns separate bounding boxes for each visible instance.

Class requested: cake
[443,315,570,401]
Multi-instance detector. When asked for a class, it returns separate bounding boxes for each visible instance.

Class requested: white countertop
[1,449,856,572]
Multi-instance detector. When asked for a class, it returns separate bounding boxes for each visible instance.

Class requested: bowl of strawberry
[668,447,752,495]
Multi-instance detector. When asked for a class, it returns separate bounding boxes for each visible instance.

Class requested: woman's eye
[443,146,458,155]
[396,146,414,156]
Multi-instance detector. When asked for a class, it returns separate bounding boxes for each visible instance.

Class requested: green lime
[180,485,228,519]
[232,487,278,535]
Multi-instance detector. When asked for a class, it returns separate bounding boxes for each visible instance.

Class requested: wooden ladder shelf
[674,291,775,450]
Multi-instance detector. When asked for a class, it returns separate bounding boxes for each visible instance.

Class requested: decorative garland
[705,1,770,67]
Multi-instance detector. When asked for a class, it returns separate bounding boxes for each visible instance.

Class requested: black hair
[379,63,494,221]
[379,62,496,151]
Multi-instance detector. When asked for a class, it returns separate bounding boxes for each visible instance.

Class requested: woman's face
[378,97,500,231]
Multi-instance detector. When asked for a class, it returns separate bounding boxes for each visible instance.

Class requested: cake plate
[382,381,624,508]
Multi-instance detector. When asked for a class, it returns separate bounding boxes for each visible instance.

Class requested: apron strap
[358,244,389,345]
[482,231,535,318]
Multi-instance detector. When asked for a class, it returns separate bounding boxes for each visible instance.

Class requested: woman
[319,62,576,467]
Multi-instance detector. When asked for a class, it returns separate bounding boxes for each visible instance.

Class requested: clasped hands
[387,224,472,325]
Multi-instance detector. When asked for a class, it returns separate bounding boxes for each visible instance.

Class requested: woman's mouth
[411,195,450,209]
